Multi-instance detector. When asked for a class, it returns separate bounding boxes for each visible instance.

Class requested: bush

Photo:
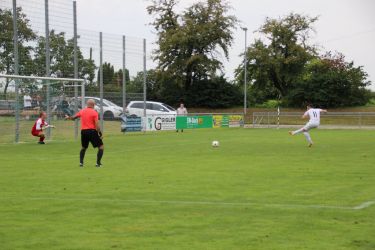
[255,100,280,108]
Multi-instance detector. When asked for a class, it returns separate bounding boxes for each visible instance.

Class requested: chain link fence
[252,112,375,129]
[0,0,147,143]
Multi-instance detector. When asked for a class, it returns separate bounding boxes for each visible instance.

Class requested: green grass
[0,128,374,249]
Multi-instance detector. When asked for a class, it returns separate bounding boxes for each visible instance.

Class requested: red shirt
[75,108,99,130]
[31,118,47,135]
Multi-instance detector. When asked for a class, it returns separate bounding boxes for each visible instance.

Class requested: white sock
[292,128,305,135]
[303,132,312,144]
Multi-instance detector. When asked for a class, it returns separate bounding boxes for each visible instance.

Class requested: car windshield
[103,99,118,107]
[164,104,175,111]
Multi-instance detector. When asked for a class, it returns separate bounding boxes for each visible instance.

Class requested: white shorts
[303,122,319,131]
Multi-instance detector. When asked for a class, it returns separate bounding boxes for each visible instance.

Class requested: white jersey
[177,107,187,116]
[24,95,32,108]
[304,108,322,124]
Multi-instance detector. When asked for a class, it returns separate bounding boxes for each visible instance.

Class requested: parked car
[82,97,123,120]
[126,101,176,117]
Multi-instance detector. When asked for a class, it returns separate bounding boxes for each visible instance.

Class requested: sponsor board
[147,115,176,131]
[121,116,142,132]
[213,115,229,128]
[228,115,244,127]
[176,115,213,129]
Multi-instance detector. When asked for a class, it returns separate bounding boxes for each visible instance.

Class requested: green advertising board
[176,115,213,129]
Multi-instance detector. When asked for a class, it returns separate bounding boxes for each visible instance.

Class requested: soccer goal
[0,74,85,143]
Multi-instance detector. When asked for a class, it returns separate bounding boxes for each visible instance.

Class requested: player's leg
[90,130,104,167]
[302,123,318,147]
[97,144,104,167]
[80,130,89,167]
[289,125,307,136]
[80,147,87,167]
[37,132,45,144]
[303,131,313,147]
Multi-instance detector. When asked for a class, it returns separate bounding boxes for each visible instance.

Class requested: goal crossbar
[0,74,85,83]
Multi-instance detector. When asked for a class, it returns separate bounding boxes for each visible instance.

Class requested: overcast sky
[35,0,374,90]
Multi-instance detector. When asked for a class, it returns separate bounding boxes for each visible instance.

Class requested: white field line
[353,201,375,210]
[0,196,374,211]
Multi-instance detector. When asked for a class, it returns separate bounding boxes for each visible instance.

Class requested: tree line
[0,2,372,108]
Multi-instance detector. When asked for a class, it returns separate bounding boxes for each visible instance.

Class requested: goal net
[0,74,85,143]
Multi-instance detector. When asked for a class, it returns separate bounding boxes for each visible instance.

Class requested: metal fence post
[81,82,85,109]
[242,27,247,115]
[277,106,280,129]
[143,38,147,131]
[73,0,78,139]
[99,32,104,131]
[122,35,126,113]
[45,0,51,139]
[12,0,19,143]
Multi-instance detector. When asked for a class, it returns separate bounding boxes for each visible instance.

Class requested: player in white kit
[289,104,327,147]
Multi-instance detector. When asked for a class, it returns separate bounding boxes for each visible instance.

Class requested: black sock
[80,149,86,164]
[97,149,104,165]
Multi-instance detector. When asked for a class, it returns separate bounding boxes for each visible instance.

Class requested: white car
[83,97,123,120]
[126,101,176,117]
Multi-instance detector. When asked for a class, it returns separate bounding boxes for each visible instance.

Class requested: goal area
[0,74,85,143]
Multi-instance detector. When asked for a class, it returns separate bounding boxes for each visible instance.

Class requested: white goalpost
[0,74,86,143]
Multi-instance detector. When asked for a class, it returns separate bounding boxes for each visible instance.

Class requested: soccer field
[0,128,374,249]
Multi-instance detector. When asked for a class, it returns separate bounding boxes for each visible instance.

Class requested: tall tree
[236,13,317,99]
[97,62,115,85]
[0,7,36,96]
[147,0,238,90]
[236,13,371,107]
[289,52,371,107]
[33,30,96,81]
[113,68,130,87]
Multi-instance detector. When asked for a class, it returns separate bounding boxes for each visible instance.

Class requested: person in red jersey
[31,111,54,144]
[66,99,104,167]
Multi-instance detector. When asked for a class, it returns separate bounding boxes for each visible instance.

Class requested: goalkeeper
[31,111,55,144]
[66,99,104,167]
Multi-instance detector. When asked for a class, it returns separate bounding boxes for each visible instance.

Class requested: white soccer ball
[212,140,220,147]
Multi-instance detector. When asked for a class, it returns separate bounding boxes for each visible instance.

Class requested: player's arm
[302,112,309,119]
[95,119,103,139]
[41,124,55,130]
[94,112,102,138]
[65,112,80,121]
[320,109,328,113]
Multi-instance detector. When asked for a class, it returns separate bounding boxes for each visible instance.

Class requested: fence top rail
[253,111,375,116]
[0,74,85,83]
[187,113,244,116]
[137,113,244,116]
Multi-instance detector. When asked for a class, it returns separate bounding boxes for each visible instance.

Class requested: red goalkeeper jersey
[31,118,48,136]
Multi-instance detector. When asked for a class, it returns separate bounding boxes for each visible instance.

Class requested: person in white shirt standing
[176,103,188,132]
[23,93,32,110]
[289,104,327,147]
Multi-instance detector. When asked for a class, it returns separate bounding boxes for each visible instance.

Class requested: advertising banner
[146,115,176,131]
[121,116,142,132]
[122,114,243,132]
[213,115,229,128]
[176,115,213,129]
[228,115,244,127]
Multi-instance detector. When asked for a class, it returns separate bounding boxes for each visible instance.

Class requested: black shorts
[81,129,103,148]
